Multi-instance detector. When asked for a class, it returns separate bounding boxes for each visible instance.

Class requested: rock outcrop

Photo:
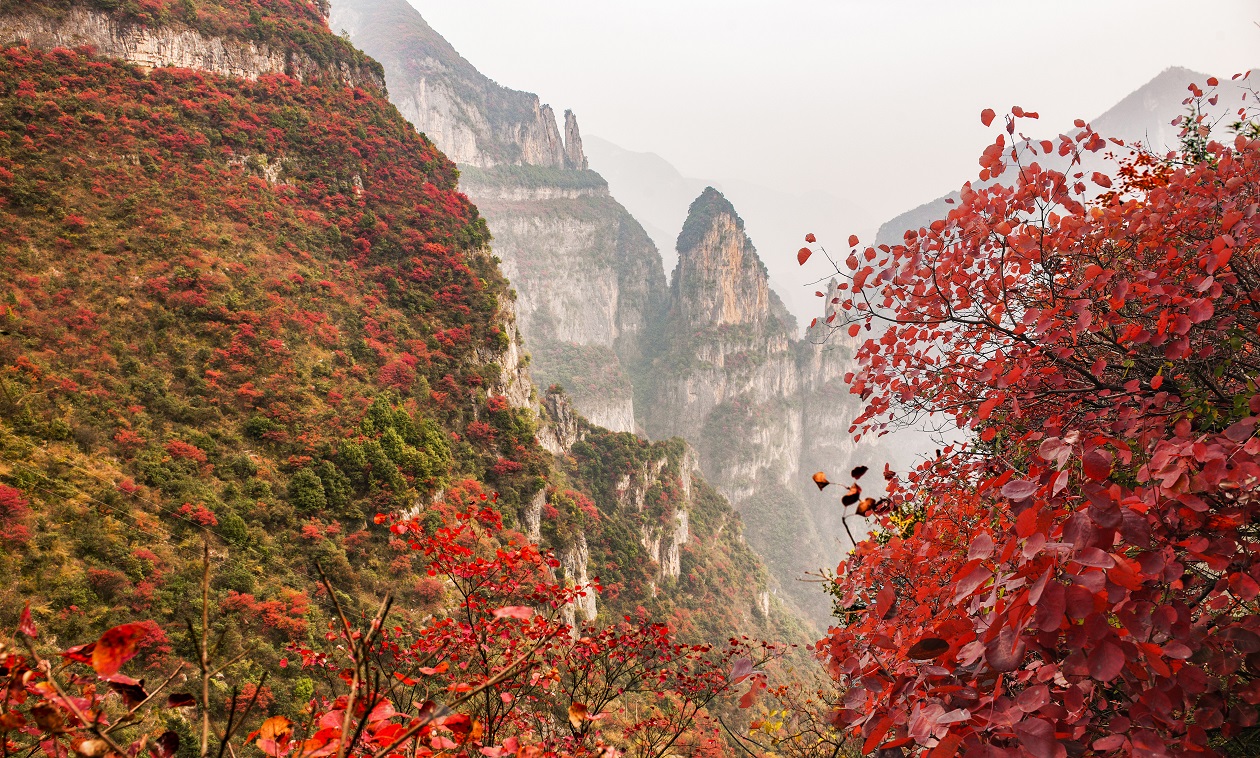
[537,388,581,455]
[329,0,573,169]
[563,110,588,170]
[0,6,384,90]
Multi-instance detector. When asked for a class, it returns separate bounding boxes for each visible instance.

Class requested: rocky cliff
[328,0,579,170]
[332,0,659,434]
[0,4,384,90]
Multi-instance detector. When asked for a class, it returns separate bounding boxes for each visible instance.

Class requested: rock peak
[563,109,588,170]
[670,188,778,329]
[676,187,742,253]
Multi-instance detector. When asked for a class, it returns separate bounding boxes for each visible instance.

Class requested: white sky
[411,0,1258,233]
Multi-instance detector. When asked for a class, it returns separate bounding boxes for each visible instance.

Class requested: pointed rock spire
[563,110,588,170]
[670,187,774,328]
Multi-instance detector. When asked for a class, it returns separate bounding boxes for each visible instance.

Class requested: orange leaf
[567,703,588,730]
[91,623,147,677]
[260,716,292,743]
[812,472,830,490]
[797,247,812,266]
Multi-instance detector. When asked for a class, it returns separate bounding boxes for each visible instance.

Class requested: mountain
[639,188,869,626]
[326,0,891,626]
[0,0,803,702]
[584,135,874,325]
[876,66,1254,246]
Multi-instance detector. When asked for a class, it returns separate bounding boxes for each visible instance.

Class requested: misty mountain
[584,136,872,328]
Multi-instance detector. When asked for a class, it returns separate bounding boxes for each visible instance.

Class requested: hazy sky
[411,0,1258,236]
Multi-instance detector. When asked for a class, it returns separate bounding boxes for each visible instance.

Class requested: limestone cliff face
[671,189,779,330]
[329,0,584,170]
[0,6,384,90]
[333,0,648,433]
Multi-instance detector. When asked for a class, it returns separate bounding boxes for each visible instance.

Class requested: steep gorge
[331,0,868,626]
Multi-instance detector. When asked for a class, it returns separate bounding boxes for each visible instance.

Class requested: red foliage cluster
[0,484,30,546]
[811,97,1260,756]
[2,484,772,758]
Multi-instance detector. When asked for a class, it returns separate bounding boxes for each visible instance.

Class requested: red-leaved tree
[806,80,1260,757]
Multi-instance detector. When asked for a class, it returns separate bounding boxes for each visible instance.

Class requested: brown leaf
[842,485,862,507]
[850,466,869,480]
[108,678,149,708]
[166,693,196,709]
[151,731,180,758]
[812,472,830,490]
[855,498,877,516]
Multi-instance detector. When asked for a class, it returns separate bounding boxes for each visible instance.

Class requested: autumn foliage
[1,494,775,758]
[806,84,1260,756]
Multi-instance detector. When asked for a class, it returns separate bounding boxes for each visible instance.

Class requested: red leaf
[797,247,812,266]
[874,586,895,618]
[847,323,861,337]
[1015,504,1038,537]
[981,108,996,127]
[952,561,991,602]
[1014,718,1062,758]
[862,717,893,755]
[92,623,148,677]
[847,234,859,248]
[1089,640,1125,682]
[18,603,36,637]
[985,628,1026,672]
[805,233,816,243]
[967,532,994,561]
[1001,479,1039,501]
[1082,450,1112,481]
[1016,684,1049,713]
[737,675,766,708]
